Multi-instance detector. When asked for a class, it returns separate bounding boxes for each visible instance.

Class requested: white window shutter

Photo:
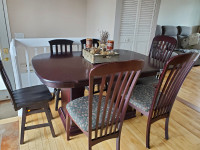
[133,0,158,55]
[116,0,139,50]
[115,0,160,55]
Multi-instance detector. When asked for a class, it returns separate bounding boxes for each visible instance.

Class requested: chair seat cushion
[129,85,156,112]
[66,95,115,132]
[137,76,159,86]
[13,85,52,109]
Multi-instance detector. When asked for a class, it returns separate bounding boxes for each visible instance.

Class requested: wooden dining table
[32,49,160,135]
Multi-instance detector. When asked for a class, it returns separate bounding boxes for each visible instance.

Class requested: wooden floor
[177,66,200,108]
[2,66,200,150]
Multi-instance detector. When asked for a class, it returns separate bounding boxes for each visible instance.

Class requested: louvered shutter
[118,0,139,50]
[133,0,157,55]
[115,0,160,55]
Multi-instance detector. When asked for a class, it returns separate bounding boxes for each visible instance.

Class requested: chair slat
[114,71,137,132]
[48,39,73,56]
[108,71,131,134]
[85,60,144,148]
[95,75,106,138]
[149,36,177,65]
[99,74,115,137]
[104,73,123,135]
[129,53,199,148]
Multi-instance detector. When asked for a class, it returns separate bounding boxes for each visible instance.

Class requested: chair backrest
[80,39,99,50]
[0,59,17,110]
[149,53,200,121]
[149,35,177,65]
[88,60,144,142]
[49,39,73,56]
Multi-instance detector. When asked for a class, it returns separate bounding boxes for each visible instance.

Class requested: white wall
[86,0,116,39]
[157,0,200,26]
[6,0,87,38]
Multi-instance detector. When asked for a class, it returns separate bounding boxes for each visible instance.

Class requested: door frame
[0,0,15,100]
[0,0,11,43]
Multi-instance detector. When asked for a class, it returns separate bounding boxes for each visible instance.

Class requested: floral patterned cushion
[129,85,156,112]
[66,95,115,132]
[137,76,159,86]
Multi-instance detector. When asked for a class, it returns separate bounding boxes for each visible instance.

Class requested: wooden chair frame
[0,59,56,144]
[81,38,107,94]
[49,39,73,56]
[66,60,144,150]
[149,35,177,67]
[49,39,73,110]
[129,53,200,148]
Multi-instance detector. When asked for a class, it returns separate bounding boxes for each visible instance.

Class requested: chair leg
[20,108,27,144]
[66,114,70,141]
[48,106,53,119]
[44,105,56,137]
[88,139,92,150]
[146,122,151,149]
[52,88,57,99]
[116,136,120,150]
[55,89,61,111]
[165,117,169,140]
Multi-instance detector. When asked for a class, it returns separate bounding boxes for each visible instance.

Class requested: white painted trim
[132,0,141,53]
[2,0,11,43]
[10,39,22,89]
[0,90,10,100]
[148,0,161,53]
[113,0,123,48]
[0,0,16,91]
[15,37,86,48]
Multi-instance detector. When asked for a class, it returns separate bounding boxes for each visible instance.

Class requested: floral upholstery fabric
[137,76,159,86]
[129,85,156,112]
[66,95,115,132]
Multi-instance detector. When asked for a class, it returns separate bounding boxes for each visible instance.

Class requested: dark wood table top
[32,49,160,88]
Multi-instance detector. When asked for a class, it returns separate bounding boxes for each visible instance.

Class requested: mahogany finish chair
[49,39,74,111]
[149,35,177,64]
[80,38,99,50]
[81,38,106,93]
[49,39,73,56]
[66,60,144,150]
[137,35,177,86]
[129,53,199,148]
[0,59,55,144]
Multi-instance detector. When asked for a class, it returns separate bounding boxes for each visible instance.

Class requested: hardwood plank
[177,66,200,107]
[0,116,18,124]
[176,96,200,113]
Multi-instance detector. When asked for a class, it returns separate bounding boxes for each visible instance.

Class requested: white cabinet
[114,0,161,55]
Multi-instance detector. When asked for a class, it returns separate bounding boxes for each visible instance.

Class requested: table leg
[125,106,136,119]
[58,87,85,136]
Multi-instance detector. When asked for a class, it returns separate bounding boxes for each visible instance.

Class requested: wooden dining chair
[49,39,74,111]
[66,60,144,150]
[137,35,177,86]
[81,38,106,93]
[80,38,99,50]
[129,53,200,148]
[149,35,177,64]
[49,39,73,56]
[0,59,56,144]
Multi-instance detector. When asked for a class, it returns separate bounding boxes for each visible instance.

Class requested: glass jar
[107,40,114,50]
[86,38,93,49]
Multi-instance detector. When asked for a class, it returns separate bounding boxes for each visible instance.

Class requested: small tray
[82,49,119,64]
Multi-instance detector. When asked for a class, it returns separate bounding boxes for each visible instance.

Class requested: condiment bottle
[86,38,93,48]
[107,40,114,50]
